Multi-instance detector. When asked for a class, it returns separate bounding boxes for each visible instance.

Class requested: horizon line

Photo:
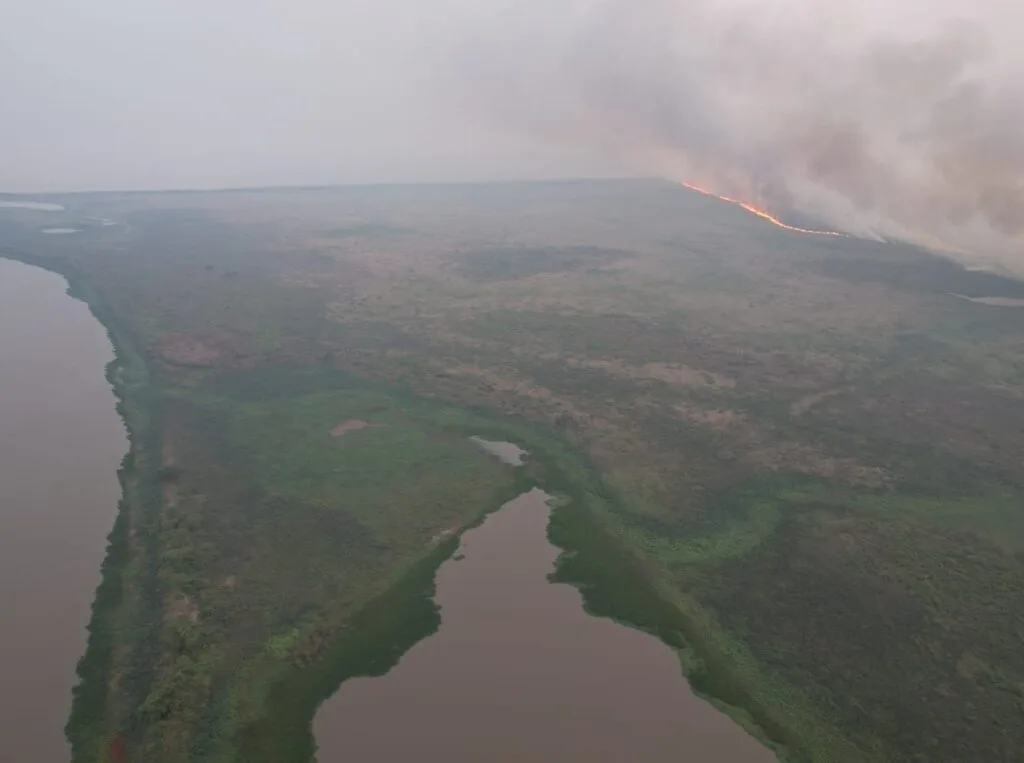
[0,175,654,198]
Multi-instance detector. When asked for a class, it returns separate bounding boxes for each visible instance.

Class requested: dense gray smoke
[4,0,1021,268]
[452,0,1024,269]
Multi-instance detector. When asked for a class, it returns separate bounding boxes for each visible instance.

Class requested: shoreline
[533,436,881,763]
[0,252,154,762]
[238,413,812,763]
[2,251,822,763]
[238,466,536,762]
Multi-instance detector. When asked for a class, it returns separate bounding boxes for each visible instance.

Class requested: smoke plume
[452,0,1024,270]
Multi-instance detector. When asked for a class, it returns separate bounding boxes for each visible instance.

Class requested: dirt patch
[107,736,127,763]
[431,525,460,544]
[160,439,179,507]
[674,404,747,431]
[638,362,735,389]
[569,358,735,389]
[166,591,199,624]
[441,362,592,423]
[790,386,847,415]
[162,482,178,508]
[673,403,888,487]
[749,440,889,487]
[330,419,381,437]
[158,332,246,367]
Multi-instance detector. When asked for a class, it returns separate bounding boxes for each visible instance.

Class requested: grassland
[2,179,1024,762]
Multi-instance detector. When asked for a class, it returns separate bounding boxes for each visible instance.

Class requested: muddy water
[470,436,527,466]
[0,259,126,761]
[314,488,776,763]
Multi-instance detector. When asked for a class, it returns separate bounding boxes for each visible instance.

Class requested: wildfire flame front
[680,182,846,238]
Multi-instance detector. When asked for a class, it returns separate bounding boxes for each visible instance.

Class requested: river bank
[237,413,802,763]
[0,258,131,762]
[316,484,777,762]
[0,247,795,763]
[0,251,796,763]
[0,252,159,763]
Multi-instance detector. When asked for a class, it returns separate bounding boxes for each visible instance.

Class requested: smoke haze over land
[452,0,1024,269]
[2,0,1022,268]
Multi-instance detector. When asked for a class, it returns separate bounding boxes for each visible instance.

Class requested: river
[314,480,777,761]
[0,259,127,761]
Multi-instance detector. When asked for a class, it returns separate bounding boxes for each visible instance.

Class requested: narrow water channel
[0,259,126,762]
[314,480,777,762]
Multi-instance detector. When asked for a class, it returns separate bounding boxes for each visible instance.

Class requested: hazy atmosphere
[6,4,1024,763]
[3,0,1023,267]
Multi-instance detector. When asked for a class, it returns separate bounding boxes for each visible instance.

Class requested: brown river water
[0,259,126,761]
[315,484,777,763]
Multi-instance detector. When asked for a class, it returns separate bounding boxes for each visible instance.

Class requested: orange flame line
[681,181,846,237]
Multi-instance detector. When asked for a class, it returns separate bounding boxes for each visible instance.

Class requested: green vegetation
[237,535,458,763]
[133,373,523,761]
[3,179,1024,762]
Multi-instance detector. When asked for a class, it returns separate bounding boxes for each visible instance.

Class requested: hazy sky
[2,1,1022,265]
[1,0,624,192]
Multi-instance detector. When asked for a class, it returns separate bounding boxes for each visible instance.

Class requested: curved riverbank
[0,254,812,763]
[0,252,159,763]
[0,259,128,762]
[316,486,777,762]
[237,469,534,762]
[239,417,804,763]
